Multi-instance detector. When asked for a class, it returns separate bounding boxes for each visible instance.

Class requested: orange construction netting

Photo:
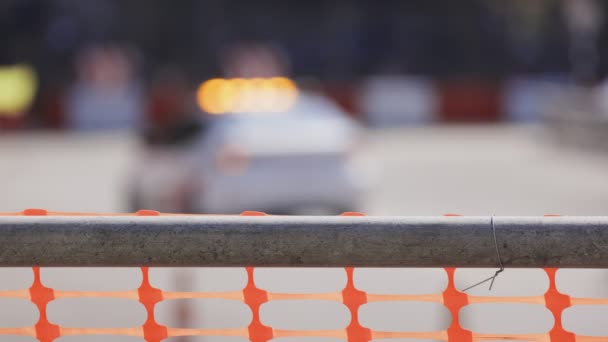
[0,210,606,341]
[1,267,607,342]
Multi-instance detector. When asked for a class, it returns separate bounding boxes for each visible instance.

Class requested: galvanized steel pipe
[0,216,606,267]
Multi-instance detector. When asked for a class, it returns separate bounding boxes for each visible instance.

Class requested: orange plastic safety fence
[0,266,607,341]
[0,210,607,341]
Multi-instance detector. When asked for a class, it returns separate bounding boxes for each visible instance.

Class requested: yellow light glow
[0,64,38,116]
[230,78,250,113]
[271,77,297,91]
[196,77,298,115]
[218,78,237,113]
[253,78,275,112]
[197,78,224,115]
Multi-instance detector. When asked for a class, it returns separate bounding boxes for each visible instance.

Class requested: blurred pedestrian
[66,45,144,131]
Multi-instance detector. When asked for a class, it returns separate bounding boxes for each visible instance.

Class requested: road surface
[1,125,607,340]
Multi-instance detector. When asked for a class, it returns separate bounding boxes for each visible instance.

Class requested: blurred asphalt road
[2,125,608,215]
[362,125,608,216]
[1,125,608,339]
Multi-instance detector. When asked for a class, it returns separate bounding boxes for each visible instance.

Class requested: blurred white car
[128,92,369,214]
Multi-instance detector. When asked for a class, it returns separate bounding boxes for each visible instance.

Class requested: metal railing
[1,215,607,267]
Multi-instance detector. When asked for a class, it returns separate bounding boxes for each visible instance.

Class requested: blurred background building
[0,0,607,130]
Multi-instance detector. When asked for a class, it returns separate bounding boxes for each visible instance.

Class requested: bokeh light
[0,64,38,116]
[196,77,298,115]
